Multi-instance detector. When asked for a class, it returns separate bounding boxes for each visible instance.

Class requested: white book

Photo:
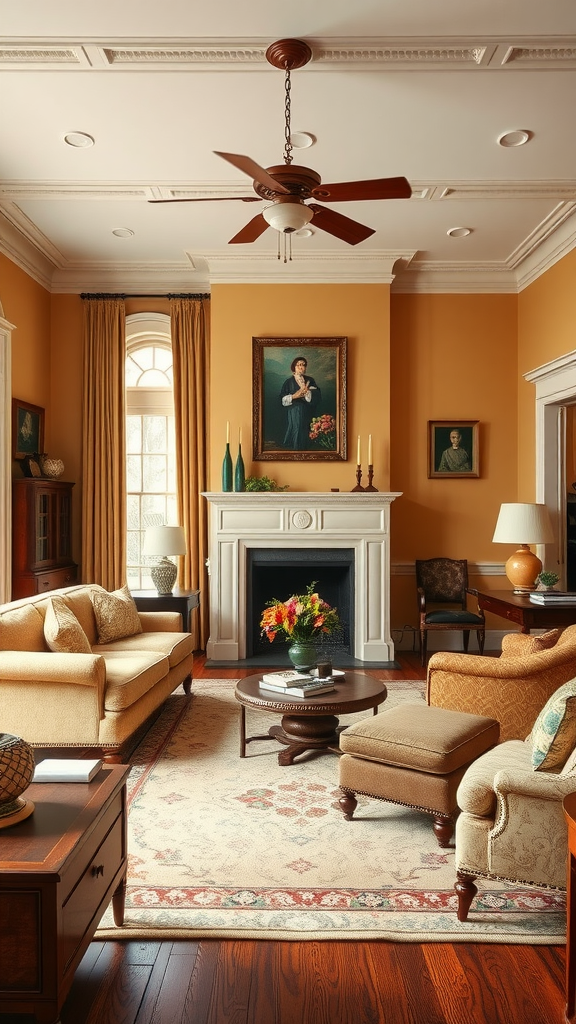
[260,669,314,686]
[259,680,337,697]
[33,758,103,783]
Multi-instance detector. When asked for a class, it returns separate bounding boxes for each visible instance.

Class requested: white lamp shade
[262,201,313,234]
[492,503,554,544]
[143,525,186,557]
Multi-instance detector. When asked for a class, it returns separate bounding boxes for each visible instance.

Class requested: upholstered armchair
[454,676,576,921]
[416,558,485,666]
[427,625,576,742]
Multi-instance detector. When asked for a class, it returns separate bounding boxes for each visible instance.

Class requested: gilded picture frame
[253,337,347,461]
[12,398,45,460]
[428,420,480,478]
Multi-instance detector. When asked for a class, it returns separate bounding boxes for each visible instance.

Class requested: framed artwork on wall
[428,420,479,478]
[252,336,347,461]
[12,399,45,460]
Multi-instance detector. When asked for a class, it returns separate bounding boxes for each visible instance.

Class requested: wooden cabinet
[12,478,78,599]
[0,765,129,1024]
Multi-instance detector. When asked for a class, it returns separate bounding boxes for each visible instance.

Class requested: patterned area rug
[96,680,566,942]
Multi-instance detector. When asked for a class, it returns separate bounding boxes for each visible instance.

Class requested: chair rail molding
[0,302,15,603]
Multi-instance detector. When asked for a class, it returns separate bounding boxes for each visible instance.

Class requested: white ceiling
[1,0,576,292]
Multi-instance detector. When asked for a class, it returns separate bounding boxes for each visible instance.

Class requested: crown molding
[1,36,576,71]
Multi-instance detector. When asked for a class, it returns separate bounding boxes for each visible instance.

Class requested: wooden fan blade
[148,196,260,204]
[308,204,375,245]
[214,151,290,195]
[228,213,269,244]
[311,176,412,202]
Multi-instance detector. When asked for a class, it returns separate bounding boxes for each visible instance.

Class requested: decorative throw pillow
[91,585,143,644]
[501,629,561,658]
[531,678,576,772]
[44,596,92,654]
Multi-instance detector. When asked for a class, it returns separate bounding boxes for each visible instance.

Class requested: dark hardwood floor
[5,653,567,1024]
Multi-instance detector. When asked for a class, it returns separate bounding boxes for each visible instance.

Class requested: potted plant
[536,570,560,591]
[260,581,341,672]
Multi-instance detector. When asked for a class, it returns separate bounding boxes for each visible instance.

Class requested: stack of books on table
[258,669,337,698]
[529,591,576,605]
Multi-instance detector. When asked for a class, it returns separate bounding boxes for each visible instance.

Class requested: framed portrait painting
[253,337,347,461]
[428,420,479,478]
[12,399,45,460]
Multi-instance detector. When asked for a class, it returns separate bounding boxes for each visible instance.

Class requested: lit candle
[239,427,242,446]
[357,435,361,465]
[226,421,230,444]
[368,434,373,465]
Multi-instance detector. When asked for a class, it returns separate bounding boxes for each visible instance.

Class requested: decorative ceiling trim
[1,36,576,71]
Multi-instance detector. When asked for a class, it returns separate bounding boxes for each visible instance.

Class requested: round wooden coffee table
[234,671,387,766]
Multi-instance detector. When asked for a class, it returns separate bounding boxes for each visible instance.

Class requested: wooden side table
[565,792,576,1022]
[0,764,129,1024]
[131,588,200,632]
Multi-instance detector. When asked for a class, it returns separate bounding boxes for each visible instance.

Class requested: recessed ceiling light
[290,132,316,149]
[447,226,472,238]
[497,129,532,148]
[296,227,314,238]
[112,227,134,238]
[63,131,95,148]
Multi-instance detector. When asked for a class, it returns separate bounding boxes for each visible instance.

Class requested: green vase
[222,443,233,492]
[234,443,245,492]
[288,641,317,674]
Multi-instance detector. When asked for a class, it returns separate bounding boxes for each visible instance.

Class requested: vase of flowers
[260,582,341,672]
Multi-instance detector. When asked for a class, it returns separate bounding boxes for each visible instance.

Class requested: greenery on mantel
[245,475,289,492]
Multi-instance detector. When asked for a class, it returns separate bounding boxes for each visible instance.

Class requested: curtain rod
[80,292,210,300]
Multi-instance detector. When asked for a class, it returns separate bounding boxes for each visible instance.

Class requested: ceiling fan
[150,38,412,259]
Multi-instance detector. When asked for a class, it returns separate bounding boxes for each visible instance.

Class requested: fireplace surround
[203,491,401,663]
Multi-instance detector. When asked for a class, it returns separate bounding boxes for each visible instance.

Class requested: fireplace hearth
[203,491,401,663]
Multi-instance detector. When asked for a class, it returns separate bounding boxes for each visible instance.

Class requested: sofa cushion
[530,678,576,771]
[60,588,100,646]
[95,629,194,668]
[101,651,170,711]
[501,629,561,658]
[0,602,46,652]
[44,596,92,654]
[92,585,143,643]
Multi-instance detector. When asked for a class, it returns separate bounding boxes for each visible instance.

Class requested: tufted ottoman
[338,702,500,847]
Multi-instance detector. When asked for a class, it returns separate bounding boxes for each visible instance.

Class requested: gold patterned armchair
[416,558,485,666]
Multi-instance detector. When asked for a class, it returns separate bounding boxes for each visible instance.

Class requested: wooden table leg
[239,704,246,757]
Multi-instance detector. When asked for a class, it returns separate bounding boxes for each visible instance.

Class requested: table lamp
[143,525,186,595]
[492,502,554,593]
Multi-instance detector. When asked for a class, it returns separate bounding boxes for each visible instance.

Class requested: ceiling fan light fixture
[262,200,313,234]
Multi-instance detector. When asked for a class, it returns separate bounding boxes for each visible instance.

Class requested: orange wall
[210,283,390,493]
[517,249,576,500]
[0,253,51,452]
[390,292,519,630]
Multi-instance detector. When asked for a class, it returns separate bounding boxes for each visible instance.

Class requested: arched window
[125,313,176,590]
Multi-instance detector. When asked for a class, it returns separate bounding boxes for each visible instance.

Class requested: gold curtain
[170,296,210,650]
[81,297,126,590]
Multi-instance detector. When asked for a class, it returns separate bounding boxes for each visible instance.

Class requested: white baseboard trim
[392,628,523,653]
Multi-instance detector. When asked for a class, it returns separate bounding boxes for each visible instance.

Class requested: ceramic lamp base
[0,796,34,829]
[505,545,542,593]
[151,558,177,595]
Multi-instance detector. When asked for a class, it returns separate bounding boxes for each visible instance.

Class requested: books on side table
[258,669,338,698]
[33,758,103,783]
[529,591,576,605]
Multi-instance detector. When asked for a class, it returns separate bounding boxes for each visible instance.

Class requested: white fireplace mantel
[202,491,402,663]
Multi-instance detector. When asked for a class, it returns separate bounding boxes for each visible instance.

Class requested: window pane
[126,494,140,530]
[143,454,166,492]
[155,348,172,372]
[134,346,154,371]
[142,495,166,523]
[126,454,142,491]
[140,368,171,387]
[143,416,167,453]
[126,416,142,453]
[125,357,141,387]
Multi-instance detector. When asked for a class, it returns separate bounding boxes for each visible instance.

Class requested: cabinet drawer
[35,565,78,593]
[61,812,125,970]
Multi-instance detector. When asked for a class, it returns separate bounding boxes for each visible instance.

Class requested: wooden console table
[132,588,200,632]
[468,588,576,634]
[0,764,129,1024]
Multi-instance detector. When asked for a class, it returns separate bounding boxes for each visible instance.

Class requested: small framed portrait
[12,399,45,460]
[428,420,479,478]
[252,336,347,461]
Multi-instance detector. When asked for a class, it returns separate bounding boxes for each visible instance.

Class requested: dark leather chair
[416,558,485,666]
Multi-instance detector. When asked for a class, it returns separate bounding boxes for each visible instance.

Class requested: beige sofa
[0,583,194,760]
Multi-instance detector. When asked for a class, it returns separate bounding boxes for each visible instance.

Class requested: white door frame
[525,349,576,586]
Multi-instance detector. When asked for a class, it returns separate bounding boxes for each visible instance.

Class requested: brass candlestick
[364,465,378,492]
[351,465,365,492]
